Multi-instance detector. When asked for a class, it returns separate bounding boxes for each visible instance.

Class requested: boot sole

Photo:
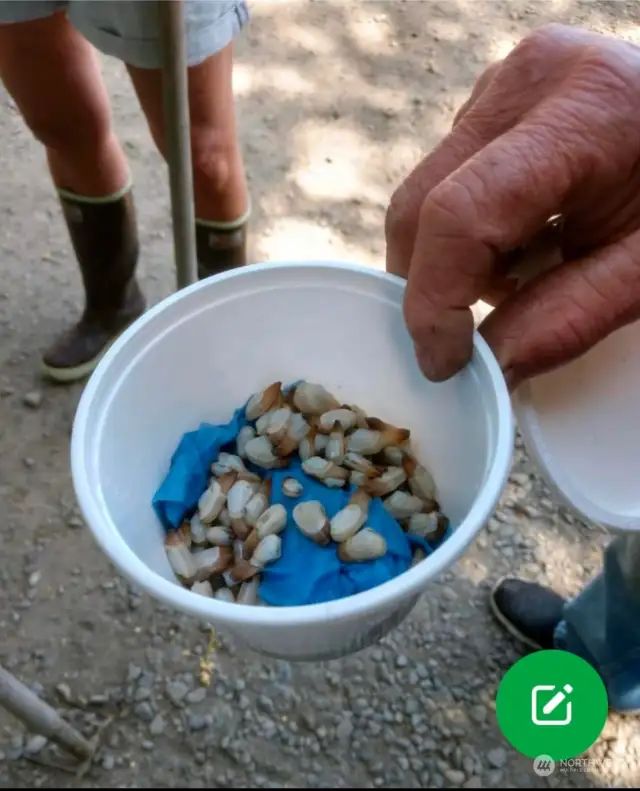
[40,340,115,384]
[39,311,144,384]
[488,575,544,652]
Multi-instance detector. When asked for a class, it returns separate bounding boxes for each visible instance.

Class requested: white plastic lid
[512,310,640,534]
[501,234,640,533]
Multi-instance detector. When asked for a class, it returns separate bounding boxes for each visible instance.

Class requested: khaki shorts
[0,1,249,68]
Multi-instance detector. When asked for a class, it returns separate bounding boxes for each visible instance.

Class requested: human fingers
[385,27,577,280]
[402,89,613,383]
[478,229,640,391]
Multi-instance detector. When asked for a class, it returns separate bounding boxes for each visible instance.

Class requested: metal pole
[158,0,198,289]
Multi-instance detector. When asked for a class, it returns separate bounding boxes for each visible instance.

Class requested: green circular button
[496,650,608,761]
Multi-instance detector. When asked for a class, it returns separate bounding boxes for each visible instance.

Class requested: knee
[23,101,112,160]
[189,125,237,196]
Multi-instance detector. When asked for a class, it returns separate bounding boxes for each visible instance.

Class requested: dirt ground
[1,1,639,788]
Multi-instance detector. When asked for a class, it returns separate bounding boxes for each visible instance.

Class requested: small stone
[67,516,84,529]
[444,769,466,785]
[166,680,189,706]
[396,655,409,668]
[149,714,165,736]
[135,702,154,723]
[23,391,43,409]
[186,687,207,705]
[470,705,487,725]
[188,713,208,731]
[336,716,354,742]
[102,754,115,770]
[56,683,73,703]
[23,457,35,469]
[25,735,48,755]
[463,777,483,788]
[127,664,142,683]
[135,687,151,702]
[141,740,154,751]
[487,748,507,769]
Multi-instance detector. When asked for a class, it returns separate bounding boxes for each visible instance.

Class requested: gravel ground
[1,1,639,788]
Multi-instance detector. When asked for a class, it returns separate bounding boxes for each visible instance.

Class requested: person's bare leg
[0,12,145,382]
[127,43,250,278]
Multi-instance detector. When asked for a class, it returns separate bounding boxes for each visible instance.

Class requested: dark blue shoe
[490,576,566,651]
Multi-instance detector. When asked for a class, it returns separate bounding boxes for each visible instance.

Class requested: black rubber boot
[195,219,248,280]
[489,576,566,651]
[41,188,146,383]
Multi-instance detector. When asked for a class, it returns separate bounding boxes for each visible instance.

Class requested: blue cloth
[152,404,450,607]
[554,534,640,714]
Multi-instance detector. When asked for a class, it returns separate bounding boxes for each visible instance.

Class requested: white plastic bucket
[71,261,514,661]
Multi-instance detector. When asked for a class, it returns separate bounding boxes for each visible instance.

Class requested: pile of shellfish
[163,381,449,605]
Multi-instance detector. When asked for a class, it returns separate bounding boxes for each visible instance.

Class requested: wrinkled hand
[386,24,640,391]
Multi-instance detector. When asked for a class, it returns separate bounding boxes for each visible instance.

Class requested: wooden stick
[0,664,93,761]
[158,0,198,290]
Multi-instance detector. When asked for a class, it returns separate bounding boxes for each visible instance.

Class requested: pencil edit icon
[532,683,573,726]
[496,651,609,761]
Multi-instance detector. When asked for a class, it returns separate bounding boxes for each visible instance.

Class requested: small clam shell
[237,578,260,606]
[383,491,424,520]
[165,530,198,582]
[206,525,234,546]
[227,480,257,520]
[236,425,256,458]
[233,539,245,566]
[191,580,214,597]
[255,410,275,436]
[403,455,437,503]
[265,406,293,443]
[349,403,370,429]
[324,476,348,488]
[364,466,406,497]
[298,427,317,461]
[211,452,246,476]
[411,547,427,567]
[245,381,282,421]
[292,382,340,416]
[245,436,286,469]
[251,534,282,569]
[325,430,346,466]
[346,429,384,456]
[343,452,381,477]
[245,480,272,528]
[349,470,367,487]
[338,528,387,562]
[347,427,410,455]
[408,512,449,543]
[383,446,405,466]
[282,477,303,498]
[224,559,259,586]
[219,508,231,527]
[198,479,227,524]
[255,504,287,538]
[178,520,192,548]
[302,456,348,483]
[315,434,329,453]
[192,546,233,581]
[190,513,208,546]
[367,417,411,441]
[275,412,310,457]
[318,408,357,433]
[293,500,330,545]
[330,504,367,543]
[215,587,236,603]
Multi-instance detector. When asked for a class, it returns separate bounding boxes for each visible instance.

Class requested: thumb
[478,229,640,390]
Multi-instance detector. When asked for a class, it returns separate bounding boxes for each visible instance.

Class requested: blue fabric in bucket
[152,401,451,607]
